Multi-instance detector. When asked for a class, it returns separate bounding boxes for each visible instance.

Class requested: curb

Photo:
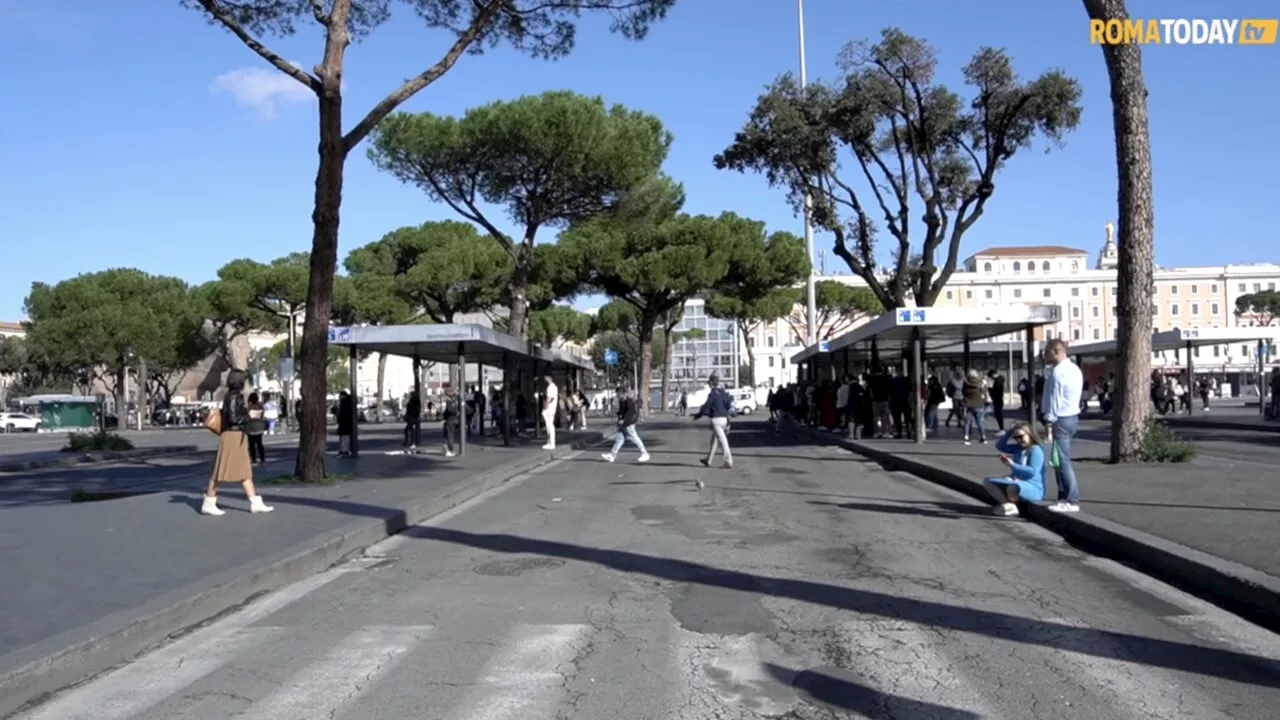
[1160,418,1279,434]
[0,446,200,474]
[0,431,610,718]
[807,429,1280,634]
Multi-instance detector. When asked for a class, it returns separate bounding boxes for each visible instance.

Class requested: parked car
[729,388,758,415]
[0,412,41,432]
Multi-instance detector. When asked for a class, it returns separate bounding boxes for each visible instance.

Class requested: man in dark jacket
[692,374,735,470]
[601,387,649,463]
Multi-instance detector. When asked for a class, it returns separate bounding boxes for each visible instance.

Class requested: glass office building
[664,299,740,389]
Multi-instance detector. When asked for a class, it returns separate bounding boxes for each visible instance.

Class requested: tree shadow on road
[763,662,982,719]
[808,499,996,519]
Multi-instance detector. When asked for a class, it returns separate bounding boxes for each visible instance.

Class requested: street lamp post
[797,0,818,345]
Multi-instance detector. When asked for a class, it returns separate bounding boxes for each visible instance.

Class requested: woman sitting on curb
[982,422,1046,516]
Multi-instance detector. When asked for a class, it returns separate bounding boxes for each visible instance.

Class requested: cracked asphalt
[18,418,1280,720]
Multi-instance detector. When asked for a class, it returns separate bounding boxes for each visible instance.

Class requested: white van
[729,388,758,415]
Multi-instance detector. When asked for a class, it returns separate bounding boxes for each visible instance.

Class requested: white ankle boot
[249,495,274,514]
[201,497,225,516]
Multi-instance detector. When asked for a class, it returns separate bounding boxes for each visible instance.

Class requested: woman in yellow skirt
[202,369,275,516]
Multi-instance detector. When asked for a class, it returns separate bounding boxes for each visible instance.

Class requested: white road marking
[238,625,432,720]
[15,628,284,720]
[449,623,590,720]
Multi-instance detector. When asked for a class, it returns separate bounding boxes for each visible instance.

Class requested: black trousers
[991,401,1005,430]
[403,419,420,446]
[247,433,265,463]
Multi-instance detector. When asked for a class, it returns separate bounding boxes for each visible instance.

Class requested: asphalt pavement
[17,418,1280,719]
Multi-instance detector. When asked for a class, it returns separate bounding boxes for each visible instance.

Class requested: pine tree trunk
[638,321,655,415]
[295,93,345,482]
[375,353,387,422]
[1085,0,1155,462]
[661,327,674,412]
[740,320,757,387]
[136,358,148,428]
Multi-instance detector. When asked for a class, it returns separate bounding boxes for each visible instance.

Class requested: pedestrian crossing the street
[16,614,1256,720]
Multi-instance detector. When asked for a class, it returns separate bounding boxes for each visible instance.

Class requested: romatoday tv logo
[1089,18,1277,45]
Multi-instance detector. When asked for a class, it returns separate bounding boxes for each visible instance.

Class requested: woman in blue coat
[983,422,1046,516]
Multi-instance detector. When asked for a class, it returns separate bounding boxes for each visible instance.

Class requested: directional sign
[328,326,352,342]
[898,309,927,323]
[818,340,831,353]
[604,348,619,366]
[277,356,295,382]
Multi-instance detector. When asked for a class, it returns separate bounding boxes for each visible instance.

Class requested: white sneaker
[541,444,555,450]
[200,497,225,516]
[601,453,616,463]
[249,495,274,514]
[1049,502,1080,513]
[637,453,650,463]
[444,449,455,457]
[1001,502,1019,516]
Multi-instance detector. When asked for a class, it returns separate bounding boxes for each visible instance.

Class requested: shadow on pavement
[808,499,996,519]
[765,662,982,719]
[260,483,1280,689]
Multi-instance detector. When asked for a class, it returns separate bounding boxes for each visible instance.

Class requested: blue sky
[2,0,1276,321]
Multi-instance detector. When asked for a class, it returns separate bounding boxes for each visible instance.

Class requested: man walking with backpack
[692,374,735,470]
[601,386,649,463]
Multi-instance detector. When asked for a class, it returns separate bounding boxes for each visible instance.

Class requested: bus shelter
[791,304,1062,443]
[328,324,593,457]
[1067,327,1278,416]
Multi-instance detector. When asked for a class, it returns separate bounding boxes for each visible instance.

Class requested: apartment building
[742,223,1280,389]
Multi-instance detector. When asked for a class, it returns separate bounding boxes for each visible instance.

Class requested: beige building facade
[743,225,1280,389]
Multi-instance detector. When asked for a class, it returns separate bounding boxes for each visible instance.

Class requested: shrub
[62,431,136,453]
[1137,420,1197,463]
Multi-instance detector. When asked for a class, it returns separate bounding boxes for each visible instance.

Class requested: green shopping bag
[1049,442,1061,468]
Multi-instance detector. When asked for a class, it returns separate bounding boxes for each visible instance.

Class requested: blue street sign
[604,348,619,366]
[898,309,912,322]
[898,309,927,323]
[818,340,831,352]
[328,326,352,342]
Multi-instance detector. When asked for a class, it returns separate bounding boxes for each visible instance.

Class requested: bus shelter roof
[327,323,593,373]
[1066,326,1280,359]
[791,304,1062,365]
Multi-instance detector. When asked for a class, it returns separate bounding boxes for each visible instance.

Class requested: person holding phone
[981,422,1046,516]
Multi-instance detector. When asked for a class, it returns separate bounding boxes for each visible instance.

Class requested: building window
[768,357,775,368]
[1191,284,1198,293]
[1111,287,1118,296]
[1171,285,1178,295]
[1151,303,1159,315]
[1211,284,1218,293]
[1071,306,1080,318]
[985,289,993,299]
[1042,288,1051,298]
[767,336,775,347]
[946,290,953,300]
[1013,289,1022,298]
[1042,261,1050,272]
[747,337,755,347]
[983,262,992,272]
[1013,261,1021,272]
[1092,306,1100,317]
[1092,287,1099,296]
[1092,328,1100,340]
[1071,287,1080,297]
[1027,262,1035,274]
[1072,328,1081,340]
[965,290,973,299]
[1239,283,1247,292]
[1255,283,1262,291]
[1112,328,1118,339]
[1193,346,1200,358]
[1171,304,1179,316]
[1072,261,1080,271]
[1112,306,1118,315]
[1213,346,1220,358]
[1211,302,1219,314]
[1191,302,1199,315]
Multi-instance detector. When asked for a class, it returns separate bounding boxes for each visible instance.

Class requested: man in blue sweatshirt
[692,374,735,469]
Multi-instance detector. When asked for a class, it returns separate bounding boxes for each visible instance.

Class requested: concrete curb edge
[0,446,200,474]
[0,431,610,718]
[810,429,1280,633]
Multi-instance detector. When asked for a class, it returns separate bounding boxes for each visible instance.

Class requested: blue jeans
[964,407,987,441]
[610,424,647,456]
[924,404,940,432]
[1050,414,1080,504]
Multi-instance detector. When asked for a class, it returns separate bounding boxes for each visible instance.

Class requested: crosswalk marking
[449,623,590,720]
[238,625,432,720]
[17,628,285,720]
